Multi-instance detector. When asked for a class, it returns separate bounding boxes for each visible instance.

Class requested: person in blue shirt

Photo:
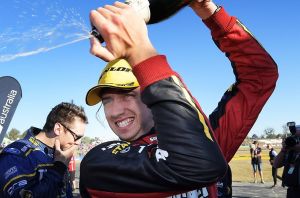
[0,102,88,198]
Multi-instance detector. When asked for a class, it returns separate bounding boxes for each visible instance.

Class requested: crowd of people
[76,138,103,158]
[247,137,300,198]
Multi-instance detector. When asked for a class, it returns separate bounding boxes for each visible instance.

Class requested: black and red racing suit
[80,7,278,198]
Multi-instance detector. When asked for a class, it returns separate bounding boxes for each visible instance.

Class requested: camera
[285,122,300,148]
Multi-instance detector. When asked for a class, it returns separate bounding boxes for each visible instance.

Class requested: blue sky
[1,0,300,141]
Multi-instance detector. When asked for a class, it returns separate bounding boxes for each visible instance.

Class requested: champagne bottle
[91,0,192,42]
[126,0,192,24]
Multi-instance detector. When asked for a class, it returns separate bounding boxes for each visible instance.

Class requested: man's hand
[90,1,157,66]
[54,139,77,166]
[189,0,218,20]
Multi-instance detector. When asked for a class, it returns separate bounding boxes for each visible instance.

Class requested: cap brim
[85,85,102,106]
[85,84,138,106]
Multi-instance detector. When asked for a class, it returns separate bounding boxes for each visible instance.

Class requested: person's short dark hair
[43,102,88,133]
[253,141,257,144]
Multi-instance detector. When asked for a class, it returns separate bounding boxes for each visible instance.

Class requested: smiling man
[0,102,88,198]
[87,59,154,142]
[82,58,228,198]
[80,0,278,197]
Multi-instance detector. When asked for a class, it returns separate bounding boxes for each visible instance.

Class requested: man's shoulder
[0,138,38,159]
[0,141,33,176]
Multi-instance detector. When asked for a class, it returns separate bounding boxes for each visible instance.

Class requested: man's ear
[53,122,62,136]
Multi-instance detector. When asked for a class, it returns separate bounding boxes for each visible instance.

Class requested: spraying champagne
[91,0,192,42]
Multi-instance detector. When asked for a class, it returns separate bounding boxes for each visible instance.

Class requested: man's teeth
[117,118,133,127]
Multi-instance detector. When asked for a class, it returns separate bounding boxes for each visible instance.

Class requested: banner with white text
[0,76,22,145]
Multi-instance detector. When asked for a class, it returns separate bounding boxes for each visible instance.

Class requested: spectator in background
[267,144,278,187]
[68,155,76,191]
[250,141,264,183]
[274,129,300,198]
[0,102,88,197]
[250,142,256,180]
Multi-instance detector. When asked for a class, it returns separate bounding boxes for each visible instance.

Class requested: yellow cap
[86,59,139,106]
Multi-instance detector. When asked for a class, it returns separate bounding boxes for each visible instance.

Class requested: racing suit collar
[24,127,55,159]
[133,127,157,144]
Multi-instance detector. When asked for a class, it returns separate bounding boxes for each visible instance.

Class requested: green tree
[264,127,276,139]
[252,134,259,139]
[81,136,92,145]
[19,130,27,139]
[7,128,21,140]
[276,133,283,139]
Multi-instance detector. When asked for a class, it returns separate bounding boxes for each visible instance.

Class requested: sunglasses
[60,122,83,141]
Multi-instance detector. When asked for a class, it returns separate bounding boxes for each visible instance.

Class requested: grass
[229,146,283,183]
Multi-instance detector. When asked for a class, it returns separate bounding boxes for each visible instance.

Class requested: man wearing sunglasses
[0,102,88,198]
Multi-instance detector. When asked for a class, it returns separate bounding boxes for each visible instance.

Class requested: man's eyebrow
[102,96,111,100]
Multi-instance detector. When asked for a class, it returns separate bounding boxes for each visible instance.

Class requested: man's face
[102,88,154,141]
[59,117,86,149]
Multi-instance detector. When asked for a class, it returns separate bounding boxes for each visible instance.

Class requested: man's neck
[35,131,55,148]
